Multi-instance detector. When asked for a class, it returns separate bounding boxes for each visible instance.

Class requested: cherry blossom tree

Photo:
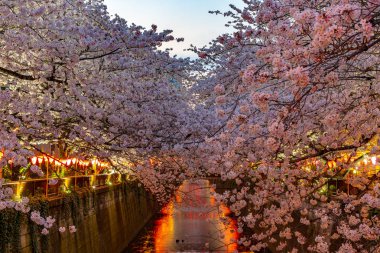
[0,0,198,167]
[0,0,195,233]
[193,0,380,252]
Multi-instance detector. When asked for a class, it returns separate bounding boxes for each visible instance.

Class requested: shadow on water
[123,180,246,253]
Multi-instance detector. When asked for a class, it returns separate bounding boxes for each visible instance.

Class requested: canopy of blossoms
[190,0,380,252]
[0,0,379,252]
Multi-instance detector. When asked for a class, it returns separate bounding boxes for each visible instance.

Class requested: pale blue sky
[103,0,243,58]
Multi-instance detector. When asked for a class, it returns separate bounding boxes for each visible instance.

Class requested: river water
[124,180,240,252]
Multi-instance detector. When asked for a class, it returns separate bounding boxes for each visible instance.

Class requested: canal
[124,180,240,252]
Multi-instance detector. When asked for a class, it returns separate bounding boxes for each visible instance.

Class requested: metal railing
[4,173,124,199]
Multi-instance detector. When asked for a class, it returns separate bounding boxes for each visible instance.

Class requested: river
[124,179,240,252]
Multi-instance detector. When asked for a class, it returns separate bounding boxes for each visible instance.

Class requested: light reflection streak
[154,201,175,252]
[151,180,239,253]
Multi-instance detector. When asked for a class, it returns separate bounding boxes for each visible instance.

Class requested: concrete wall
[15,182,156,253]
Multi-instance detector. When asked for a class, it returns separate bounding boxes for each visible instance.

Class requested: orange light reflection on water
[154,201,175,252]
[153,180,239,253]
[211,187,239,253]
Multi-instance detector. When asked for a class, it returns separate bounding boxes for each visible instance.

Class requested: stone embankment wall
[3,182,156,253]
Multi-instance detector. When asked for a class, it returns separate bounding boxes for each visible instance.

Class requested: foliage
[28,197,50,253]
[63,192,81,226]
[0,209,22,253]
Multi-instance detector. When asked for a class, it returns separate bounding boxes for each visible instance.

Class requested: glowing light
[15,182,26,200]
[66,159,72,166]
[49,157,54,163]
[31,157,38,165]
[371,156,377,165]
[90,175,96,186]
[63,178,71,193]
[327,161,336,169]
[37,157,43,164]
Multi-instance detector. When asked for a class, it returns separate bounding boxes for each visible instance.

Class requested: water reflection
[126,180,239,252]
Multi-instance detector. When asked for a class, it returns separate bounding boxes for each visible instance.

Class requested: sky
[103,0,244,58]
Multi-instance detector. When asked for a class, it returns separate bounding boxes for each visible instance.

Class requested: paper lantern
[31,157,38,165]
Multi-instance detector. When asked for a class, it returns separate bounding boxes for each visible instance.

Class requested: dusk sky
[103,0,244,58]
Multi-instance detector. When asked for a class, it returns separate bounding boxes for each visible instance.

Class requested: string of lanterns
[30,156,109,169]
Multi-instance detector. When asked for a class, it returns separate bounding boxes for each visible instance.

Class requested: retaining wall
[3,182,156,253]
